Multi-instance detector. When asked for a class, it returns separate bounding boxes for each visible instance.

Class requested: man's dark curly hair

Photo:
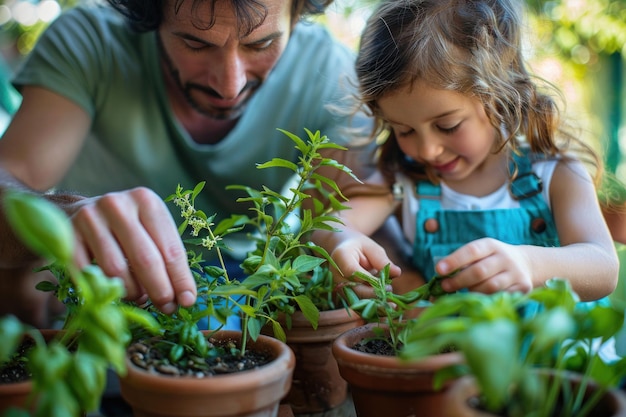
[106,0,335,35]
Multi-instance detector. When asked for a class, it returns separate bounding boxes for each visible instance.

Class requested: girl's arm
[538,159,619,299]
[436,159,619,301]
[312,171,402,294]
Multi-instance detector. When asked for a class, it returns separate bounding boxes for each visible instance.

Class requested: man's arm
[0,86,92,326]
[0,167,88,327]
[0,86,197,323]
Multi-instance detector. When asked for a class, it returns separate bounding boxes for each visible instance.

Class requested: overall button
[424,218,440,233]
[531,218,547,233]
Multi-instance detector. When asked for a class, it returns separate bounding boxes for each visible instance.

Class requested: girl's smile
[431,156,461,174]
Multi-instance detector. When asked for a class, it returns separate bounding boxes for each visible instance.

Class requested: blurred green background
[0,0,625,180]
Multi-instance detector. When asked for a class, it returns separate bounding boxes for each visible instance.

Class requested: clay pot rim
[332,322,464,372]
[444,374,626,417]
[0,329,63,399]
[286,307,363,328]
[0,379,33,394]
[122,330,295,394]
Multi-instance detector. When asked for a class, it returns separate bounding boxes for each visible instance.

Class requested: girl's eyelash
[438,124,460,134]
[394,122,461,137]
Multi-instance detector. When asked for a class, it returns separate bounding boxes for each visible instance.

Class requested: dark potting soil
[352,337,457,357]
[352,338,397,356]
[128,336,273,378]
[0,339,34,384]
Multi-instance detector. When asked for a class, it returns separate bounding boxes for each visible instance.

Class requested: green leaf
[35,280,58,293]
[528,308,576,351]
[588,355,626,387]
[3,191,74,263]
[30,341,73,385]
[462,319,519,412]
[257,158,298,173]
[0,315,28,362]
[243,272,274,290]
[246,317,263,341]
[191,181,206,199]
[270,320,287,342]
[576,304,624,341]
[294,295,319,329]
[292,255,325,273]
[67,352,107,411]
[277,128,309,154]
[120,305,160,334]
[35,383,81,417]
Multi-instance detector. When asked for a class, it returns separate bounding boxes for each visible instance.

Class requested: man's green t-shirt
[12,4,371,257]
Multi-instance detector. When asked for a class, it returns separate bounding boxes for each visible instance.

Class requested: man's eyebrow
[172,31,284,45]
[173,32,213,45]
[245,31,284,43]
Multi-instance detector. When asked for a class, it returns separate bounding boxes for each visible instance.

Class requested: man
[0,0,374,327]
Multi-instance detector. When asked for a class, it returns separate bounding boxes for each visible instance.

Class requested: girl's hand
[330,231,401,299]
[434,237,533,294]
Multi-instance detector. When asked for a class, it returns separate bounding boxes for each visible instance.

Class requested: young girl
[313,0,619,301]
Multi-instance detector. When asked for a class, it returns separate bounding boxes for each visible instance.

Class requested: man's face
[159,0,292,120]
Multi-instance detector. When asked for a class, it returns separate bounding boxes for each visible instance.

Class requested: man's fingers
[71,188,196,314]
[135,188,196,307]
[73,202,144,301]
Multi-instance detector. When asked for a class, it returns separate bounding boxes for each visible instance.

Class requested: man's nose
[212,50,247,100]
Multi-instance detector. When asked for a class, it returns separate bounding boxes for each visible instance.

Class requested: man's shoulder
[290,21,354,60]
[53,3,125,29]
[40,4,145,65]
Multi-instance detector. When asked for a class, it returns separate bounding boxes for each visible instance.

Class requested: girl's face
[378,82,503,191]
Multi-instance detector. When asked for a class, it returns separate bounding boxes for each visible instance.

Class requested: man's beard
[158,37,261,120]
[180,79,260,120]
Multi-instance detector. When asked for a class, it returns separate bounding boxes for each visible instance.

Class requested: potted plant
[214,128,364,414]
[253,262,363,414]
[118,177,295,417]
[331,266,464,417]
[117,128,364,417]
[598,173,626,245]
[398,278,626,417]
[0,191,159,417]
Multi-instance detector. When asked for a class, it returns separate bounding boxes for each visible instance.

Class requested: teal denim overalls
[411,150,560,281]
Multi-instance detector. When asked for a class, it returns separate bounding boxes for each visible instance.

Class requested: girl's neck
[442,151,509,197]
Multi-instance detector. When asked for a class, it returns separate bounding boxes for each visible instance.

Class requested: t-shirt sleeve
[12,6,112,117]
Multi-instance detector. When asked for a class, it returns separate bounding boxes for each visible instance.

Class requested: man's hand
[70,187,197,313]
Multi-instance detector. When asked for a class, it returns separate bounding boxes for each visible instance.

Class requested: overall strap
[416,181,441,210]
[508,148,544,201]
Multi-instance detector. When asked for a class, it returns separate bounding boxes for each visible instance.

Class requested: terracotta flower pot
[119,330,295,417]
[0,378,34,413]
[443,373,626,417]
[272,308,364,414]
[0,329,60,414]
[603,205,626,245]
[332,323,464,417]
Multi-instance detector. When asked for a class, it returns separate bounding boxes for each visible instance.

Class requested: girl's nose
[417,136,444,161]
